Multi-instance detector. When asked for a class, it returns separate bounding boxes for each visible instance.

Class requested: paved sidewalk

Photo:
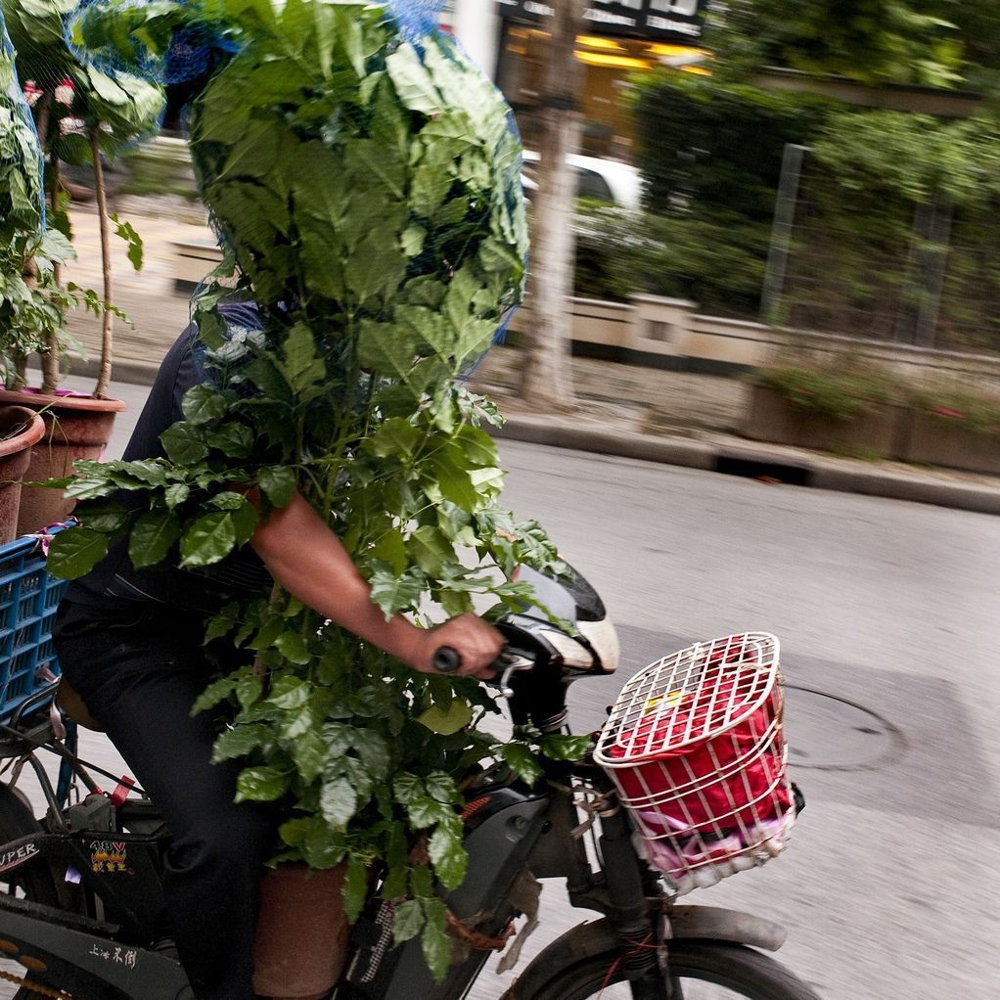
[59,198,1000,516]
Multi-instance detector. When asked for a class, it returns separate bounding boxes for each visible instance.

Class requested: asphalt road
[466,440,1000,1000]
[5,391,998,1000]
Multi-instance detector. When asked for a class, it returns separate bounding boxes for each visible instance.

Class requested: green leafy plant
[750,356,908,420]
[911,384,1000,435]
[1,0,162,394]
[0,7,67,387]
[50,0,569,978]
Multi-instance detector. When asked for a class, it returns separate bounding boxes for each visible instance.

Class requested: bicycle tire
[523,940,823,1000]
[0,783,63,1000]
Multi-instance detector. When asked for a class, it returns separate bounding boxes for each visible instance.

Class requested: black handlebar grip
[432,647,461,674]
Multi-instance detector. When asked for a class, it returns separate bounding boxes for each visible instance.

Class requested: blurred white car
[521,151,642,211]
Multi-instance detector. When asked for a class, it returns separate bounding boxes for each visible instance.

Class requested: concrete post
[449,0,502,79]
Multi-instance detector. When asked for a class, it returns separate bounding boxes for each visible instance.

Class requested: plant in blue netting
[0,9,44,240]
[0,6,72,385]
[1,0,164,395]
[51,2,570,978]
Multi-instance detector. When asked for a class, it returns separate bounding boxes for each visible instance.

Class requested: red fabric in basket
[609,678,788,832]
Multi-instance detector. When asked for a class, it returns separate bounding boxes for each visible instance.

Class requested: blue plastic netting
[73,0,446,85]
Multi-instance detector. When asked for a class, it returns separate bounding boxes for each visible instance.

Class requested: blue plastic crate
[0,534,67,723]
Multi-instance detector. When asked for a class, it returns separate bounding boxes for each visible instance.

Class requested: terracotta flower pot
[0,389,126,536]
[252,862,351,1000]
[0,406,47,545]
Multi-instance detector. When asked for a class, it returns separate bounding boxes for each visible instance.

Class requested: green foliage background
[574,68,1000,352]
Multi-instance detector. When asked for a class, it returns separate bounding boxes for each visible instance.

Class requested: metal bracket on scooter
[496,650,533,698]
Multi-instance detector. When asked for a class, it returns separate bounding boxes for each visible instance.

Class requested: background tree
[707,0,964,87]
[517,0,586,411]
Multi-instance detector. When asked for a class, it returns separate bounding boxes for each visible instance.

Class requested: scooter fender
[0,895,192,1000]
[502,906,787,999]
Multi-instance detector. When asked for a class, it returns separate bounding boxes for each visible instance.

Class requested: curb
[494,415,1000,517]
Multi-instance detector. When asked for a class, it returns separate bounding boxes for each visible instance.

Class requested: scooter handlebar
[432,647,462,674]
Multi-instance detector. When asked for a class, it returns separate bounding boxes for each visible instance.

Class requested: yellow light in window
[576,52,651,71]
[578,35,626,52]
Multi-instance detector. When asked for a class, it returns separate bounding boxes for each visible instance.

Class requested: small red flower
[23,81,42,108]
[54,77,75,107]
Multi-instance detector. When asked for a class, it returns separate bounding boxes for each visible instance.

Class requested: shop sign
[496,0,707,41]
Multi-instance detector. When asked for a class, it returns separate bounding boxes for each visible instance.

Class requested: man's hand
[408,613,505,680]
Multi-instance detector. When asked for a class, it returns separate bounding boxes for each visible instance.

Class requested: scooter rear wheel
[0,783,63,1000]
[521,940,823,1000]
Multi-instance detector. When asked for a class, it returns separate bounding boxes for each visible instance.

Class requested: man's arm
[250,490,502,679]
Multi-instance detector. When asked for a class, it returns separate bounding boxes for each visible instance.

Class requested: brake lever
[495,650,534,698]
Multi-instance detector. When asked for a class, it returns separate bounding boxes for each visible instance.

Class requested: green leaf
[385,43,444,116]
[425,772,460,805]
[182,384,229,425]
[164,483,191,509]
[206,422,256,459]
[291,729,328,784]
[191,674,238,715]
[343,854,369,922]
[268,676,313,710]
[407,525,453,577]
[235,766,288,802]
[212,724,271,763]
[419,898,452,983]
[366,417,421,459]
[406,795,452,829]
[429,455,477,510]
[415,701,472,736]
[258,466,297,507]
[356,319,423,380]
[44,527,109,579]
[428,818,466,889]
[128,510,180,568]
[368,562,426,617]
[112,216,144,271]
[393,773,422,805]
[391,898,425,944]
[539,734,593,762]
[179,511,237,567]
[280,322,327,393]
[320,776,357,828]
[160,422,210,465]
[275,631,312,666]
[368,529,408,576]
[499,742,542,784]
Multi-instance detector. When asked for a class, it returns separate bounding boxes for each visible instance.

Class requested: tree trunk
[90,128,114,399]
[517,0,585,411]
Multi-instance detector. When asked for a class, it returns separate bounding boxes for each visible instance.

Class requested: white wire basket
[594,632,796,895]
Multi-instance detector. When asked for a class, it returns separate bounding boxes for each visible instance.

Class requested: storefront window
[496,23,707,159]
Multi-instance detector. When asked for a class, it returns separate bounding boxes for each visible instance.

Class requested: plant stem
[91,129,114,399]
[40,147,61,395]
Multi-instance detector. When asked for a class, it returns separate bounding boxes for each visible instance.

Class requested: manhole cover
[782,685,905,770]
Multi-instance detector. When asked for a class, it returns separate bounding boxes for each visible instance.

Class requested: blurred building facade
[445,1,711,159]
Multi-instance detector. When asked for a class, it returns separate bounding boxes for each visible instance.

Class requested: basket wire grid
[0,535,67,725]
[594,632,795,894]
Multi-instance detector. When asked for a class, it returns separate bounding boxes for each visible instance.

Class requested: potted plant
[0,7,52,541]
[51,0,583,989]
[744,352,911,458]
[0,0,163,533]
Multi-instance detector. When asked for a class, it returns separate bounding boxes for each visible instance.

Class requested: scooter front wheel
[521,940,822,1000]
[0,783,63,1000]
